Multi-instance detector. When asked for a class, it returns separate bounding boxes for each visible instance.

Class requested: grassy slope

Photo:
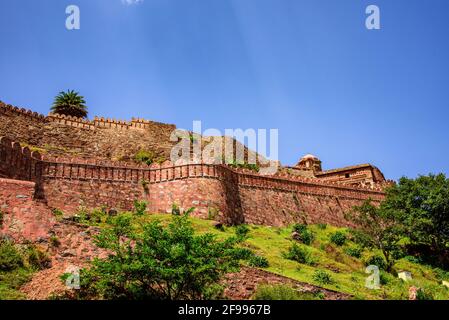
[125,213,449,300]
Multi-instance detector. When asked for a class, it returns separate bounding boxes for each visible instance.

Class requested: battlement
[0,100,391,228]
[0,100,176,132]
[0,100,46,121]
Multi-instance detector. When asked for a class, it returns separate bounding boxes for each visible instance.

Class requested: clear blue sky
[1,0,448,180]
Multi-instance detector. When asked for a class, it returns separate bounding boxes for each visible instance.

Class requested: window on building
[345,173,350,178]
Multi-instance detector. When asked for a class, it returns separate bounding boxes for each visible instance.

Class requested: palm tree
[51,90,88,118]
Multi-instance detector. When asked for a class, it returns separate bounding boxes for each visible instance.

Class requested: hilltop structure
[0,100,393,241]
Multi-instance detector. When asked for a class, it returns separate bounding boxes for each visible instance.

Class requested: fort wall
[1,135,385,227]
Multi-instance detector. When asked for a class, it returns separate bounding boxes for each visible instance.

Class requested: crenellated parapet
[0,100,46,122]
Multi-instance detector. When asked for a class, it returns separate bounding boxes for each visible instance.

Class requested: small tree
[68,213,248,300]
[346,200,402,272]
[51,90,88,118]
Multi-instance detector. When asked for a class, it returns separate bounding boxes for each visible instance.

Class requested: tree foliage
[382,174,449,268]
[51,90,88,118]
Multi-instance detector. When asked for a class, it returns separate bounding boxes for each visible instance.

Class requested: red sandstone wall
[1,134,387,228]
[0,178,55,241]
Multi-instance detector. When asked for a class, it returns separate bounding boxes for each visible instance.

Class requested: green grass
[0,268,33,300]
[69,210,449,300]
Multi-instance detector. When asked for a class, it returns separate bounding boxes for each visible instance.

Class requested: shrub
[133,200,147,216]
[233,248,254,260]
[253,284,320,300]
[283,243,314,265]
[235,224,250,240]
[50,235,60,247]
[317,223,327,230]
[89,208,106,224]
[364,254,387,271]
[344,246,362,259]
[292,224,315,245]
[52,209,63,219]
[171,203,195,216]
[330,231,347,246]
[313,269,334,285]
[249,255,269,268]
[0,241,23,272]
[65,214,248,300]
[26,246,51,270]
[228,160,259,172]
[416,288,434,300]
[404,255,422,264]
[134,150,156,165]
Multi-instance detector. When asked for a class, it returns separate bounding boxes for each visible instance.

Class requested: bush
[134,150,156,165]
[416,288,434,300]
[330,231,347,246]
[0,241,23,272]
[49,235,61,247]
[283,243,314,265]
[89,208,106,224]
[404,255,422,264]
[233,248,253,260]
[171,203,195,216]
[312,270,334,285]
[248,255,269,268]
[133,200,147,216]
[364,254,387,271]
[253,284,321,300]
[292,224,315,245]
[317,223,327,230]
[344,246,362,259]
[52,209,63,219]
[66,214,248,300]
[26,246,51,270]
[235,224,250,240]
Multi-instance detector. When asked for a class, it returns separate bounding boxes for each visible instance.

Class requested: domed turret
[295,154,322,172]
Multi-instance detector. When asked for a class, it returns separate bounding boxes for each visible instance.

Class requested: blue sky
[1,0,448,180]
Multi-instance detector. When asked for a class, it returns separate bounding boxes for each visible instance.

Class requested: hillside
[2,210,448,300]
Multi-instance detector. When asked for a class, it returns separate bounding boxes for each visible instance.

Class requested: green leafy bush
[133,200,147,216]
[49,235,61,247]
[416,288,434,300]
[134,150,156,165]
[292,224,315,245]
[228,160,259,172]
[317,223,327,230]
[235,224,250,240]
[330,231,347,246]
[248,255,269,268]
[253,284,320,300]
[26,245,51,270]
[312,269,334,285]
[64,214,248,300]
[171,203,195,216]
[364,254,387,271]
[283,243,314,265]
[0,241,23,272]
[404,255,422,264]
[344,246,362,259]
[52,209,63,219]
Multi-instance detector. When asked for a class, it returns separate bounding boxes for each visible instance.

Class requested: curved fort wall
[0,134,385,227]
